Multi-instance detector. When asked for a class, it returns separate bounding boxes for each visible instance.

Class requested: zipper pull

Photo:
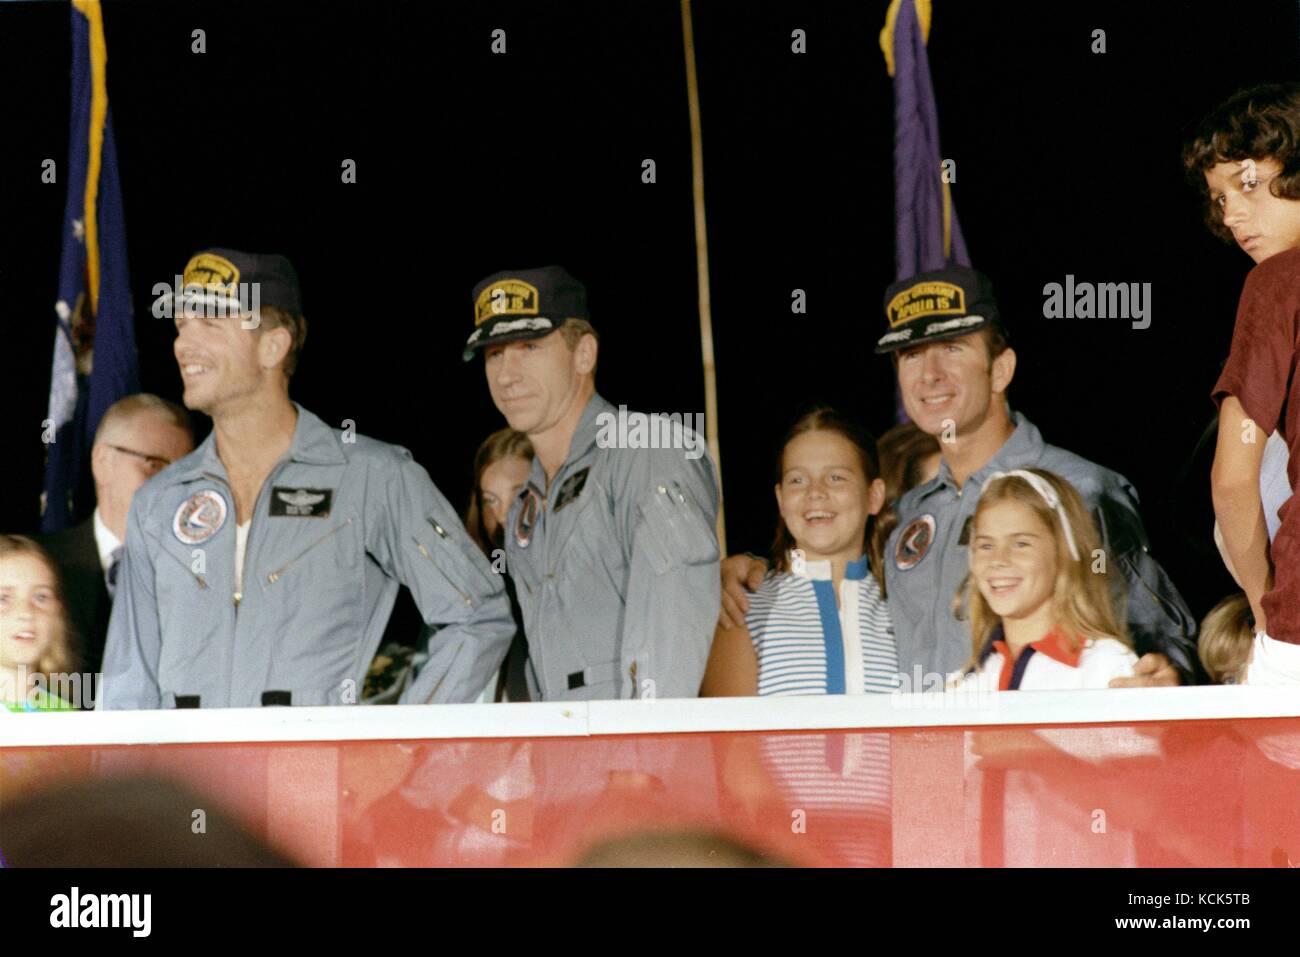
[629,661,638,699]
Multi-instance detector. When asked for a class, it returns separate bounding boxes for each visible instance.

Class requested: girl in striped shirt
[701,409,897,865]
[702,408,899,697]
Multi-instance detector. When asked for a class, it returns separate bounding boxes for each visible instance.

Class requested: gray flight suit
[884,412,1198,683]
[98,403,514,709]
[506,394,721,700]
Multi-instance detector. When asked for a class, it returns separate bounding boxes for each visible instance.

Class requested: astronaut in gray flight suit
[99,248,514,709]
[463,266,722,700]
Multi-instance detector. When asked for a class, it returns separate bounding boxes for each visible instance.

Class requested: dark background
[1,0,1297,625]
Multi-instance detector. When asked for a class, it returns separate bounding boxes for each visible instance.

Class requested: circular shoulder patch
[894,514,936,571]
[173,489,229,546]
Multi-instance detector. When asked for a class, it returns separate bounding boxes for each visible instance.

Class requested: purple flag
[887,0,970,279]
[884,0,971,421]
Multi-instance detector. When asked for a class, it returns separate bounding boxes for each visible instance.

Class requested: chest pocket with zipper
[263,513,360,585]
[549,473,626,591]
[259,514,363,660]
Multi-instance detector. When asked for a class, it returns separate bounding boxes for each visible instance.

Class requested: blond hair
[958,468,1129,673]
[0,536,78,678]
[1198,593,1254,684]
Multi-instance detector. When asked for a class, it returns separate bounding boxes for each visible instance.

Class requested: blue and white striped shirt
[746,554,900,696]
[743,554,898,865]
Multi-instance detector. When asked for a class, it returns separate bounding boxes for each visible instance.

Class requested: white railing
[2,684,1298,748]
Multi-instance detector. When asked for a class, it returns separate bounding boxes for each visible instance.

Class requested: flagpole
[680,0,727,556]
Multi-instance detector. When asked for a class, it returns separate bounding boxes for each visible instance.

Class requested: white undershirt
[235,521,251,593]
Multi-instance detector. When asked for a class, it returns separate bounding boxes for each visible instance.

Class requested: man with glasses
[40,394,194,691]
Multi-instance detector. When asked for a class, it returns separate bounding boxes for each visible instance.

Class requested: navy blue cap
[155,248,302,318]
[875,265,1003,354]
[463,265,589,361]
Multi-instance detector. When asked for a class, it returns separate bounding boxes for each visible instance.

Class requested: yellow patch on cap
[183,253,240,294]
[886,280,965,328]
[475,279,539,326]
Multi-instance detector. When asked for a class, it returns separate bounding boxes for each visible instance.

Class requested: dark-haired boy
[1185,83,1300,683]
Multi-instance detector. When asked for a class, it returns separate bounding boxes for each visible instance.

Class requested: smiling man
[722,265,1197,686]
[99,248,513,709]
[464,265,721,700]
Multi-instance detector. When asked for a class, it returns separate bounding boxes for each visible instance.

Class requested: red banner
[5,714,1300,866]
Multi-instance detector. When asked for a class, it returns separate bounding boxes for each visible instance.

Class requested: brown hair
[257,304,308,377]
[1198,593,1254,684]
[979,321,1011,361]
[559,318,599,375]
[769,407,884,587]
[958,469,1129,673]
[871,422,942,597]
[465,428,535,556]
[559,318,598,349]
[1182,82,1300,243]
[0,536,78,679]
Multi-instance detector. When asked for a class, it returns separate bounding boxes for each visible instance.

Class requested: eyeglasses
[107,444,174,475]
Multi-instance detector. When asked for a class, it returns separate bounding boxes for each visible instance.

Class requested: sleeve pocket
[419,509,500,597]
[637,478,720,575]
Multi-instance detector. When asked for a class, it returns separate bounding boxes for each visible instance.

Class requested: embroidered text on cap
[886,281,966,328]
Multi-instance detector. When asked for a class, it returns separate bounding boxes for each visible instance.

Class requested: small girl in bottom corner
[0,536,79,712]
[948,468,1137,691]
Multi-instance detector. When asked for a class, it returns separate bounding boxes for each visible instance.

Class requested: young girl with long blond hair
[949,469,1137,690]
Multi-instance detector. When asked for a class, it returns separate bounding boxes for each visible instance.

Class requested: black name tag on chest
[269,487,333,518]
[552,467,590,512]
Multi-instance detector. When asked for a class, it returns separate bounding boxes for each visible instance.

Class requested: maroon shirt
[1212,246,1300,643]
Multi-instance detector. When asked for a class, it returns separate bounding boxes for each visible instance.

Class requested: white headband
[983,469,1081,561]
